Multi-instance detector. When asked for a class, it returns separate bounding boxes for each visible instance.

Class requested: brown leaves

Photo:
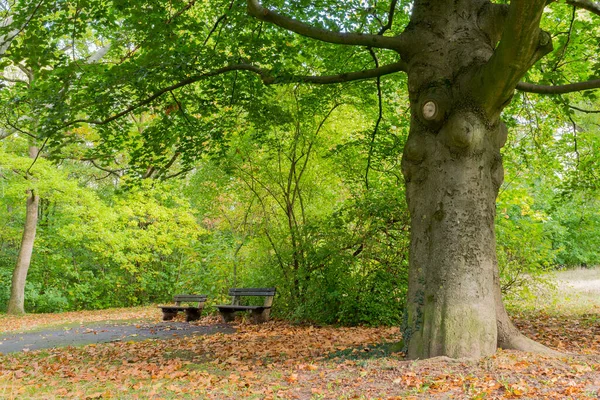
[0,307,599,398]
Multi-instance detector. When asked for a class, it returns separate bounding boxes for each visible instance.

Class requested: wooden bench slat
[228,288,276,296]
[173,295,207,302]
[217,305,270,311]
[157,306,200,310]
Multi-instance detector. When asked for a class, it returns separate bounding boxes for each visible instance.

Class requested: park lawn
[1,270,599,399]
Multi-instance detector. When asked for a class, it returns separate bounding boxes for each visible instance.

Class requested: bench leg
[251,309,270,324]
[185,308,201,322]
[219,310,236,323]
[162,309,178,321]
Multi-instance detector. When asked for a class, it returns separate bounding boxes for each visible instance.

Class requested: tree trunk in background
[7,190,39,314]
[7,146,39,315]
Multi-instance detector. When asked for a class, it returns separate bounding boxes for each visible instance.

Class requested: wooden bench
[158,295,207,322]
[216,288,276,324]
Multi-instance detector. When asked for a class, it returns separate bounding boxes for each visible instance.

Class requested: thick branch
[567,0,600,15]
[477,3,509,45]
[516,79,600,94]
[66,62,406,126]
[474,0,551,116]
[247,0,404,50]
[268,61,406,84]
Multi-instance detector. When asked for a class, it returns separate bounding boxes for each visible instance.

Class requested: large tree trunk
[7,189,39,315]
[401,112,506,359]
[398,0,556,359]
[7,145,40,315]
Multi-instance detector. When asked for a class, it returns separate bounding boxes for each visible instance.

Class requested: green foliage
[496,187,556,293]
[0,269,11,313]
[1,0,599,327]
[179,86,410,325]
[0,137,205,312]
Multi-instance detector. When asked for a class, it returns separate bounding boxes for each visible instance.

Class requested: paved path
[0,322,235,354]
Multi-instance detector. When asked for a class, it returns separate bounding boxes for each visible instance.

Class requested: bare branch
[474,0,552,117]
[552,6,576,72]
[1,117,40,139]
[0,0,44,56]
[516,79,600,94]
[65,64,267,126]
[26,136,48,176]
[247,0,404,50]
[162,167,192,180]
[66,61,407,126]
[566,0,600,16]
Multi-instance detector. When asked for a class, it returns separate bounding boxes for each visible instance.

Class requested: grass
[506,266,600,316]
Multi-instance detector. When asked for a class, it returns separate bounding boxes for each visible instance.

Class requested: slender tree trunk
[7,189,39,315]
[7,145,40,315]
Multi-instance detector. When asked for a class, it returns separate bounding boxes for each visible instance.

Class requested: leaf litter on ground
[0,305,599,399]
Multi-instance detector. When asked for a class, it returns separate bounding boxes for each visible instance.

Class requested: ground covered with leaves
[1,270,599,399]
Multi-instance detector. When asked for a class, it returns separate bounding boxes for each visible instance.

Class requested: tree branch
[267,61,407,84]
[378,0,398,35]
[365,48,383,191]
[86,159,127,176]
[162,167,192,180]
[26,136,48,176]
[166,0,196,24]
[566,0,600,16]
[246,0,404,50]
[474,0,552,117]
[203,0,235,45]
[66,62,407,126]
[516,79,600,94]
[568,104,600,113]
[0,0,45,56]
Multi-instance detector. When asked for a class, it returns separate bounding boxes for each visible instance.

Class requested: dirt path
[555,267,600,293]
[0,321,234,354]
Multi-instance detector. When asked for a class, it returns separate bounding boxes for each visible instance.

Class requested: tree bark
[401,112,506,359]
[7,188,39,315]
[397,0,556,359]
[7,145,40,315]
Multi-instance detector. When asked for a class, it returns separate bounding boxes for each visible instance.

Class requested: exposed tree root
[497,329,562,356]
[494,283,561,356]
[493,265,561,356]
